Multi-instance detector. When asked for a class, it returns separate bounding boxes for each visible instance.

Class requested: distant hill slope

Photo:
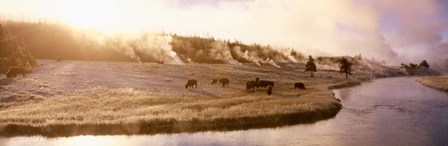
[3,21,133,61]
[2,21,408,77]
[315,56,406,79]
[2,21,304,66]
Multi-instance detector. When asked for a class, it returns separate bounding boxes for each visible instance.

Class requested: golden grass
[417,76,448,92]
[0,61,370,137]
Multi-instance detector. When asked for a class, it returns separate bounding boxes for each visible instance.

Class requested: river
[1,77,448,146]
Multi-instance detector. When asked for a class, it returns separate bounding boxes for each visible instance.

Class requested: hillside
[1,21,407,75]
[2,21,304,66]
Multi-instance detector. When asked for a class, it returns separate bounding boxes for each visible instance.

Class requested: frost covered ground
[0,59,402,136]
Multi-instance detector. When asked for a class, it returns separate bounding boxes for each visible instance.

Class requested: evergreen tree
[419,60,430,68]
[305,55,317,77]
[339,57,353,79]
[401,63,419,75]
[0,24,36,73]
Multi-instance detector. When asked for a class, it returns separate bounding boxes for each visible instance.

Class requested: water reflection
[1,77,448,145]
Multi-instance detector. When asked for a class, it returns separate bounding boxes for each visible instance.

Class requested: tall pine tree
[339,57,352,79]
[0,24,36,73]
[419,60,429,68]
[305,55,317,77]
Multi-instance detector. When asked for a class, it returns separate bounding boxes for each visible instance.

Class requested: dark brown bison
[267,85,273,95]
[219,78,230,87]
[246,81,257,90]
[295,82,306,89]
[185,79,197,89]
[6,67,27,78]
[211,78,218,84]
[256,80,274,89]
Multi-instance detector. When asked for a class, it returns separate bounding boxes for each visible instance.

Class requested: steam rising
[100,34,183,64]
[233,46,261,66]
[0,0,447,65]
[210,41,240,65]
[68,30,302,67]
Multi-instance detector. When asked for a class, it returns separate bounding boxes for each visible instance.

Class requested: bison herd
[187,77,306,95]
[3,65,307,96]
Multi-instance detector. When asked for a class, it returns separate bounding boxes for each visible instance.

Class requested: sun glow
[57,0,124,33]
[6,0,168,34]
[2,0,446,62]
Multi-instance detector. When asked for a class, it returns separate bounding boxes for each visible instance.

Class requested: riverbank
[0,60,388,137]
[416,76,448,92]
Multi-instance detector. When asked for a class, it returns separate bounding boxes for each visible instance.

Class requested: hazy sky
[0,0,447,63]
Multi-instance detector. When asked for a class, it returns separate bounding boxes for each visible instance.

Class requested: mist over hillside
[3,21,133,62]
[2,21,446,73]
[2,21,304,67]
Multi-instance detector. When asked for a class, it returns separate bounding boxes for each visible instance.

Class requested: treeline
[316,54,364,66]
[401,60,438,75]
[2,21,304,64]
[0,24,36,73]
[171,35,303,64]
[305,55,353,79]
[3,21,133,62]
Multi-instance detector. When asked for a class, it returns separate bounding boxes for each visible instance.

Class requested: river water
[1,77,448,146]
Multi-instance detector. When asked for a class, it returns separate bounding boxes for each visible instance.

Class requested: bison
[295,82,306,89]
[185,79,197,89]
[267,85,273,95]
[256,80,274,89]
[211,78,219,84]
[246,81,257,90]
[219,78,230,87]
[6,67,27,78]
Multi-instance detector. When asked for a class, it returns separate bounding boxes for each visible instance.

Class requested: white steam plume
[210,41,241,65]
[97,33,184,64]
[233,46,262,66]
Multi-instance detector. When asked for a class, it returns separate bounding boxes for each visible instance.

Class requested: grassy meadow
[417,76,448,93]
[0,59,391,137]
